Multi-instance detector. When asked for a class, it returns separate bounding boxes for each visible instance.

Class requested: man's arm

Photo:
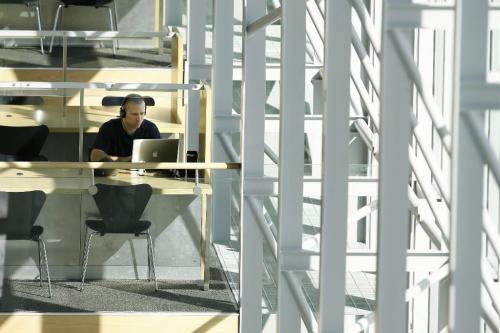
[90,149,131,162]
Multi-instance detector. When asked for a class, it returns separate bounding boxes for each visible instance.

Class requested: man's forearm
[90,149,131,162]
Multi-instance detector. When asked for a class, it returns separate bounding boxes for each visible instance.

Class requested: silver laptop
[132,138,179,163]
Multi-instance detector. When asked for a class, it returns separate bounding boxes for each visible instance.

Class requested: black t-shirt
[92,118,161,157]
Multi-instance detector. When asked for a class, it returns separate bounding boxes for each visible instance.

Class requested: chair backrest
[0,124,49,159]
[92,184,152,233]
[0,96,44,105]
[0,191,46,240]
[61,0,114,6]
[101,96,155,107]
[0,1,30,4]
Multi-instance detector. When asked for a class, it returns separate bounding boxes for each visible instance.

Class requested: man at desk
[90,94,160,162]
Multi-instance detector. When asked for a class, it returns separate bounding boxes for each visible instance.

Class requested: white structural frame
[450,0,495,332]
[239,0,266,332]
[276,1,306,332]
[375,1,412,332]
[225,0,500,331]
[318,0,351,332]
[211,0,235,243]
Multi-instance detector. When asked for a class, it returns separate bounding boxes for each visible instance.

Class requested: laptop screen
[131,138,179,163]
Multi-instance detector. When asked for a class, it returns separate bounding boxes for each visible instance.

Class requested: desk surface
[0,169,211,195]
[99,171,212,195]
[0,106,183,134]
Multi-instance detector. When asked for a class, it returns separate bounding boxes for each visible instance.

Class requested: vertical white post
[317,0,351,331]
[211,0,234,242]
[277,1,306,333]
[448,0,486,331]
[185,0,206,158]
[185,89,200,153]
[186,0,206,81]
[239,0,266,332]
[375,1,412,332]
[166,0,182,26]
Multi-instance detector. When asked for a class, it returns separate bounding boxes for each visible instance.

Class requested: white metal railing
[320,0,499,331]
[234,0,500,331]
[0,30,170,59]
[347,264,451,333]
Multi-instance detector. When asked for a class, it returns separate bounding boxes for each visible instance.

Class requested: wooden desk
[0,168,212,290]
[0,105,183,134]
[0,168,91,194]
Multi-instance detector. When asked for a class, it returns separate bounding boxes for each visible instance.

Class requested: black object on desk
[178,150,198,178]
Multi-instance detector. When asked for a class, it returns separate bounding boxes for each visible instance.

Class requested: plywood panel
[0,314,239,333]
[0,69,63,82]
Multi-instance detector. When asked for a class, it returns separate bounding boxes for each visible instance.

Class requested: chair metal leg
[34,5,44,54]
[80,232,95,292]
[37,240,42,287]
[81,227,89,266]
[39,239,52,298]
[146,232,158,291]
[146,234,151,281]
[107,6,116,56]
[49,4,63,53]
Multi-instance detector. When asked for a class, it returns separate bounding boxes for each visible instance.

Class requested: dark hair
[119,94,146,118]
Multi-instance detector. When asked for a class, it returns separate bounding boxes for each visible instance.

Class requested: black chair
[0,0,44,54]
[80,183,158,291]
[101,96,155,107]
[0,96,44,105]
[49,0,118,55]
[0,124,49,161]
[0,191,51,297]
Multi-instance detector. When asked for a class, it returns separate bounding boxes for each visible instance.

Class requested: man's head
[120,94,146,132]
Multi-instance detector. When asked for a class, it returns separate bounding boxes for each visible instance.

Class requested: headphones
[119,94,147,118]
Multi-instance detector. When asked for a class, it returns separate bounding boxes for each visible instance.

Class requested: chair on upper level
[0,190,51,297]
[0,0,44,54]
[0,124,49,161]
[101,96,155,108]
[80,183,158,291]
[49,0,118,55]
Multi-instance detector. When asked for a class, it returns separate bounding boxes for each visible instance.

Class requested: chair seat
[86,219,151,235]
[61,0,113,7]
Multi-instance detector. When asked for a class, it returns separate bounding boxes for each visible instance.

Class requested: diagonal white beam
[246,7,282,37]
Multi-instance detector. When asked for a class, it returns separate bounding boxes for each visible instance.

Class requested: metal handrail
[0,161,241,170]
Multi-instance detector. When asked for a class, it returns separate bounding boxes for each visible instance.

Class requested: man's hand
[116,155,132,162]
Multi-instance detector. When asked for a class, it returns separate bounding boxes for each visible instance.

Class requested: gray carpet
[0,267,237,313]
[0,45,171,68]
